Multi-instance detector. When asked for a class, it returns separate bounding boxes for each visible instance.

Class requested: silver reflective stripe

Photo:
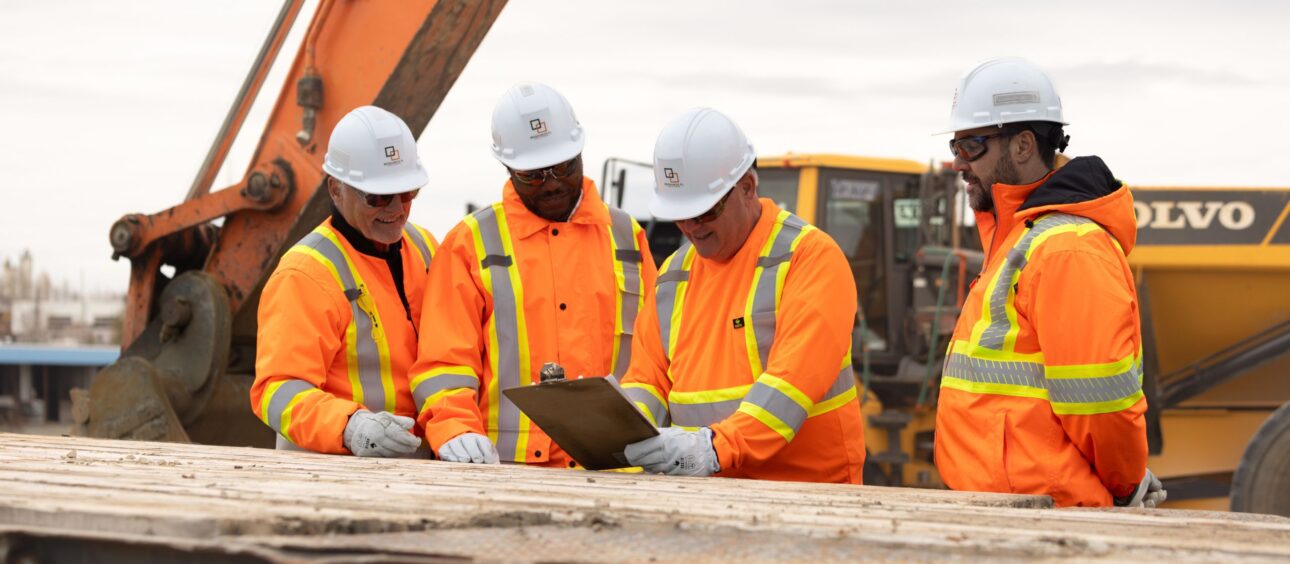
[655,240,693,360]
[670,398,741,427]
[1049,364,1143,404]
[403,224,433,271]
[472,205,523,461]
[979,214,1094,350]
[743,382,808,434]
[944,353,1046,388]
[946,352,1140,404]
[749,214,808,369]
[821,365,856,402]
[265,379,317,434]
[624,387,670,427]
[608,208,642,378]
[412,374,479,414]
[298,230,384,411]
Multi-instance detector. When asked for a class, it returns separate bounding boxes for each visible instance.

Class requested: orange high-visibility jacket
[622,199,866,483]
[411,178,656,468]
[935,156,1148,507]
[251,214,438,454]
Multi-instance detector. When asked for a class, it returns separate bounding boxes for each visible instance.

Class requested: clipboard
[502,377,658,470]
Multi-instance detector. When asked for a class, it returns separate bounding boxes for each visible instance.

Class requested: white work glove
[624,427,720,477]
[438,432,500,464]
[1118,468,1168,508]
[342,410,421,457]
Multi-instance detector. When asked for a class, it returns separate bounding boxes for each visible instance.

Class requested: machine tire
[1230,401,1290,515]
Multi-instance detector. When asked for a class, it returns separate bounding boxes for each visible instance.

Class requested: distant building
[0,250,124,345]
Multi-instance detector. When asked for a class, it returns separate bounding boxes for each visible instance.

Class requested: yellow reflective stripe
[463,213,500,444]
[285,236,365,405]
[1052,390,1144,415]
[410,365,480,389]
[667,246,698,378]
[286,243,361,404]
[315,227,391,409]
[634,403,659,425]
[743,217,786,378]
[941,376,1049,401]
[259,380,284,426]
[493,207,533,462]
[608,220,642,377]
[756,374,813,411]
[409,224,437,269]
[284,246,346,289]
[343,311,363,405]
[1045,353,1136,380]
[1023,223,1105,262]
[622,382,666,405]
[421,387,475,412]
[999,222,1102,351]
[809,385,857,417]
[810,354,857,416]
[777,219,812,308]
[950,339,1044,364]
[278,388,321,444]
[737,403,796,442]
[668,384,753,405]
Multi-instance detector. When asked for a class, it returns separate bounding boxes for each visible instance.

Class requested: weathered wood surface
[1,433,1288,562]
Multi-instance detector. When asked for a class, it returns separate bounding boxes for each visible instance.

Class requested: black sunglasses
[352,186,420,208]
[949,131,1012,162]
[687,187,735,224]
[510,156,580,186]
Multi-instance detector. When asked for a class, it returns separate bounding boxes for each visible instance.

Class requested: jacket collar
[974,156,1137,257]
[501,176,610,239]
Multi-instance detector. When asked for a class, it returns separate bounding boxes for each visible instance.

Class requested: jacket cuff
[710,422,737,473]
[426,419,486,453]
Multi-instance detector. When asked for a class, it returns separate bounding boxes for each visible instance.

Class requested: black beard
[967,157,1023,213]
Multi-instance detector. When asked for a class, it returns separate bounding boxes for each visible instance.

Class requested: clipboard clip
[539,362,566,384]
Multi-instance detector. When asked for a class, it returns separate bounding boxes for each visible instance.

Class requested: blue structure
[0,344,119,427]
[0,345,118,367]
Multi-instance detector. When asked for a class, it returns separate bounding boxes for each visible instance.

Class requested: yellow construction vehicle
[603,153,1290,514]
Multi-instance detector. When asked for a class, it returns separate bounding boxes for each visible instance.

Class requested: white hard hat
[490,82,585,171]
[940,57,1067,135]
[649,108,755,221]
[322,106,429,195]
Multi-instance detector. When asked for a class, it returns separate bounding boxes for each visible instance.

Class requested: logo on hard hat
[663,167,680,186]
[529,118,549,136]
[384,146,402,165]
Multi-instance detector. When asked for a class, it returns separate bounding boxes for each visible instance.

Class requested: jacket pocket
[614,274,642,337]
[994,411,1015,492]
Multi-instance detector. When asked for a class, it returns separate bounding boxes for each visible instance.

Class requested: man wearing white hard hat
[620,108,866,483]
[252,105,438,458]
[409,82,656,467]
[933,57,1162,507]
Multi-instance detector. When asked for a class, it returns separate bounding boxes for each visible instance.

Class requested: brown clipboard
[502,377,659,470]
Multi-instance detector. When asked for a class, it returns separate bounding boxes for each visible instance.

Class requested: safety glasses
[949,131,1011,162]
[353,186,419,208]
[510,156,580,186]
[687,187,735,224]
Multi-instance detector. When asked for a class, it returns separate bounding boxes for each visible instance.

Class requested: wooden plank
[2,433,1288,561]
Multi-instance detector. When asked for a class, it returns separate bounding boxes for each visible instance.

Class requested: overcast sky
[2,0,1288,294]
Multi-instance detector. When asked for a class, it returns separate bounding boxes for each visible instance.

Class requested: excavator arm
[77,0,507,445]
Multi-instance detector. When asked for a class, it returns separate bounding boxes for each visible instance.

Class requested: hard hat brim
[648,183,735,222]
[327,164,430,195]
[494,138,584,172]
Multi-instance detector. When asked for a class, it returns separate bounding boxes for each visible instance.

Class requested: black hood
[1019,156,1123,211]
